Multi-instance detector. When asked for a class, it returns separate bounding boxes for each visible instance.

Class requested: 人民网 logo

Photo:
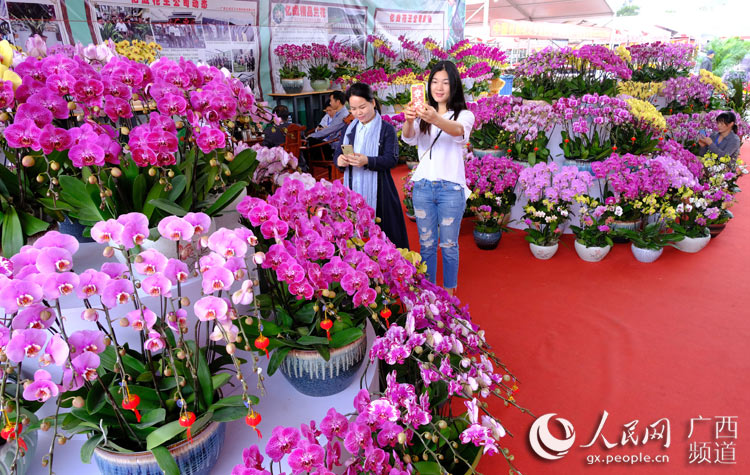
[529,413,576,460]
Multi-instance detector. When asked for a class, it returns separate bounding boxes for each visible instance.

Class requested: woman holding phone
[401,61,475,295]
[336,82,409,249]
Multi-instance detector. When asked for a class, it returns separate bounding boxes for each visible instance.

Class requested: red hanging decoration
[179,412,197,444]
[245,410,262,438]
[254,334,270,359]
[121,393,142,422]
[1,423,27,452]
[380,308,392,328]
[320,318,333,340]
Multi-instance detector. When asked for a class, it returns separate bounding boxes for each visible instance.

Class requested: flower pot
[280,332,368,397]
[674,234,711,253]
[611,219,642,244]
[574,240,612,262]
[59,215,94,243]
[93,421,225,475]
[489,77,505,95]
[473,229,502,250]
[392,104,405,113]
[0,429,37,475]
[529,242,559,260]
[708,222,727,238]
[310,79,330,91]
[405,161,419,170]
[472,148,506,159]
[631,244,663,263]
[280,78,304,94]
[562,158,595,174]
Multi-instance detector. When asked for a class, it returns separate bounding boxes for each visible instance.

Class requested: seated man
[316,103,335,131]
[306,91,350,161]
[262,105,293,148]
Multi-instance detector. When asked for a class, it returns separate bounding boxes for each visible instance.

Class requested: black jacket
[335,121,409,250]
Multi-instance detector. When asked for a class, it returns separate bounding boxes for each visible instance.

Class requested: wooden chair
[303,114,354,181]
[283,124,306,159]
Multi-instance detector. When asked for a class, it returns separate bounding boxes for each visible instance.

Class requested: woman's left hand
[703,136,713,145]
[417,105,440,125]
[347,153,369,167]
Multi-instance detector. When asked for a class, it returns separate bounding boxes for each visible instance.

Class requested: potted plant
[402,172,415,220]
[306,43,333,92]
[624,42,696,83]
[501,100,555,165]
[618,220,684,263]
[610,98,665,156]
[0,214,264,474]
[519,163,592,259]
[467,95,521,156]
[237,178,407,397]
[234,275,529,475]
[329,40,365,88]
[274,43,308,93]
[570,196,616,262]
[0,369,42,475]
[465,152,523,250]
[366,35,398,74]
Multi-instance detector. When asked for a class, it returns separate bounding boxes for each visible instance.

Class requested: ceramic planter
[631,244,663,263]
[310,79,330,91]
[574,240,612,262]
[529,242,559,260]
[280,78,304,94]
[708,222,727,238]
[93,421,225,475]
[611,219,643,244]
[674,234,711,253]
[473,229,502,250]
[280,332,367,397]
[0,429,37,475]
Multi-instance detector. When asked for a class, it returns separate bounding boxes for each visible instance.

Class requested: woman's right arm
[401,105,419,145]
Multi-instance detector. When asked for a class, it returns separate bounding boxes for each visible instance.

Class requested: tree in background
[616,0,640,17]
[709,37,750,77]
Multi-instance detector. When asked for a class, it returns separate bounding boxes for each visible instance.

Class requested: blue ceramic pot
[280,333,367,397]
[59,216,94,243]
[93,421,225,475]
[473,229,502,250]
[0,429,37,475]
[280,78,304,94]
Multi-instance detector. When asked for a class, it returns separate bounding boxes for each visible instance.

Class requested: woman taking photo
[698,111,741,162]
[402,61,475,295]
[336,82,409,249]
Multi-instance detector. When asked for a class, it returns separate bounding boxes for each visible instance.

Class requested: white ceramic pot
[674,234,711,253]
[574,240,612,262]
[529,242,559,260]
[631,244,663,263]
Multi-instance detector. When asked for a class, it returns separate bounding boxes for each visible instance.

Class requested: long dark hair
[716,111,738,134]
[419,60,467,135]
[346,82,381,114]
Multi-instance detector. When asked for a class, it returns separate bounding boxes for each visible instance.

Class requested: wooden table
[269,90,332,129]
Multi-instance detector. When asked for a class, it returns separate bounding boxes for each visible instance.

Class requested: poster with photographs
[85,0,261,95]
[5,0,71,48]
[268,1,367,93]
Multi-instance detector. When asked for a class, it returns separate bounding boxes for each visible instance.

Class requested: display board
[1,0,72,47]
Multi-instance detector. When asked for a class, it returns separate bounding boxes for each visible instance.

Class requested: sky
[604,0,750,38]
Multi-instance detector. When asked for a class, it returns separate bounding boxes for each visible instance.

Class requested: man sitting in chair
[262,105,293,148]
[306,91,350,161]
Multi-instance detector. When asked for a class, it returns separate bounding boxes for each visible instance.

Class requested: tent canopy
[466,0,613,24]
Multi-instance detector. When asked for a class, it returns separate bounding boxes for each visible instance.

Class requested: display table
[269,90,332,128]
[28,324,378,474]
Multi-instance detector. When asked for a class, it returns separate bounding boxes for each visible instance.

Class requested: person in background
[316,103,334,130]
[698,111,741,162]
[700,49,715,72]
[402,61,475,296]
[307,91,349,160]
[335,83,408,249]
[262,105,293,148]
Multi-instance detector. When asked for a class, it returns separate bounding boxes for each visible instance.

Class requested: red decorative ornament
[612,146,617,151]
[1,423,27,452]
[320,318,333,340]
[630,136,636,142]
[121,393,142,422]
[254,334,270,359]
[493,144,499,150]
[564,138,570,143]
[506,148,512,154]
[245,410,262,438]
[380,308,392,328]
[179,411,197,444]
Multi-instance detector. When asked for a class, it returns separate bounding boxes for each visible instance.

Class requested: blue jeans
[412,180,466,289]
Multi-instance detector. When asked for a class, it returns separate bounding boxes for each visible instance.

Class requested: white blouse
[402,109,475,200]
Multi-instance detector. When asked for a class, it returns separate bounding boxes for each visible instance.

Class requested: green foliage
[709,37,750,77]
[616,221,684,250]
[616,4,640,16]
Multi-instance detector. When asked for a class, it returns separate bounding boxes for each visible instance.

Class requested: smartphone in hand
[341,144,354,155]
[410,84,425,111]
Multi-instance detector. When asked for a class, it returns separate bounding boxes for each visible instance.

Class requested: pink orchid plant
[0,212,266,472]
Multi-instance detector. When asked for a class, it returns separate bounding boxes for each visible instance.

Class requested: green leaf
[1,207,23,256]
[267,346,291,376]
[293,303,316,324]
[135,408,166,429]
[18,211,50,236]
[85,380,107,415]
[81,433,104,464]
[191,343,213,410]
[148,198,187,217]
[330,328,363,349]
[132,174,146,212]
[99,345,117,371]
[141,183,167,221]
[205,181,248,216]
[275,308,293,329]
[121,353,147,375]
[211,373,231,390]
[413,461,443,475]
[146,420,184,451]
[168,175,187,202]
[316,345,330,361]
[209,394,259,411]
[212,406,247,422]
[297,335,330,346]
[151,445,180,475]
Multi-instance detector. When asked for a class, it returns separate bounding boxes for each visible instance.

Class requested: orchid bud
[397,432,407,445]
[40,310,52,321]
[225,152,234,162]
[83,308,98,322]
[50,161,60,171]
[103,246,114,258]
[111,167,122,177]
[245,317,253,326]
[200,236,209,247]
[22,155,35,167]
[0,112,8,122]
[226,343,236,355]
[67,101,76,110]
[119,318,129,327]
[253,252,265,265]
[180,296,190,306]
[72,397,84,408]
[120,126,130,135]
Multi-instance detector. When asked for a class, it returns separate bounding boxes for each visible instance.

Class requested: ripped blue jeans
[412,179,466,289]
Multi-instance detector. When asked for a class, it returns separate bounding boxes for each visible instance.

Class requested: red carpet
[392,145,750,475]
